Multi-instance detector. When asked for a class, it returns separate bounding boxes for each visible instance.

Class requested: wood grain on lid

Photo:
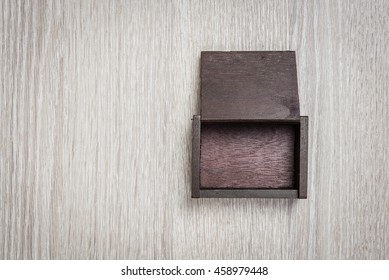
[201,51,300,121]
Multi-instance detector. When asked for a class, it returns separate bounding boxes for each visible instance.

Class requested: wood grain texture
[201,51,300,120]
[200,189,298,199]
[298,116,308,198]
[200,123,296,189]
[1,0,388,259]
[191,115,200,198]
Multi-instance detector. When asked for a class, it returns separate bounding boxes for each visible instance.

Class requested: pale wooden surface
[1,0,388,259]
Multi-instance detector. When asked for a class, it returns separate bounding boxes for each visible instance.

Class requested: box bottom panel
[200,122,296,189]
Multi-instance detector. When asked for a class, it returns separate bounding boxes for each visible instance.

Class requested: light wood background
[1,0,388,259]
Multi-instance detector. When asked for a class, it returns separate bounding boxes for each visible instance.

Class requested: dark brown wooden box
[192,51,308,198]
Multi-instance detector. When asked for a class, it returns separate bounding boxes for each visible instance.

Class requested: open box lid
[200,51,300,121]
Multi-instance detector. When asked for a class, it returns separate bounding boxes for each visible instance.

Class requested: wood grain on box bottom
[200,123,296,189]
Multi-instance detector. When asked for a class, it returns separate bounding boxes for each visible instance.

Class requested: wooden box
[192,51,308,198]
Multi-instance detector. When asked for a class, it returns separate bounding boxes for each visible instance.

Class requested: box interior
[200,122,298,189]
